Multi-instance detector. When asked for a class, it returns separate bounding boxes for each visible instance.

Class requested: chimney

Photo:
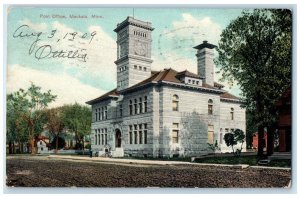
[193,41,216,87]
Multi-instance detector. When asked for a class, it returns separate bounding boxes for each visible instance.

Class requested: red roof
[220,92,240,100]
[176,70,202,79]
[86,88,119,105]
[86,68,241,104]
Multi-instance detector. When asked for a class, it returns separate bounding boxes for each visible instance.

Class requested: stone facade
[87,17,246,158]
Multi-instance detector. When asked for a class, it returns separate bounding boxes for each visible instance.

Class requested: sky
[6,7,245,107]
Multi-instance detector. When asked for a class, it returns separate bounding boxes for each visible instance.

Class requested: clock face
[134,41,146,56]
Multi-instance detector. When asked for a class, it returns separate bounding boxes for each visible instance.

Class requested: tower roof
[114,16,154,32]
[193,40,217,50]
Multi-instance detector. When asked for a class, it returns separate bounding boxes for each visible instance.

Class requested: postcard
[5,5,293,191]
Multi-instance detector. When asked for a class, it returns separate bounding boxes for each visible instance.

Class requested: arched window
[208,99,213,115]
[230,108,234,120]
[172,95,179,111]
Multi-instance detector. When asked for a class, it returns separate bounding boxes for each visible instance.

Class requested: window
[230,108,234,120]
[134,131,138,144]
[208,99,213,115]
[139,66,142,70]
[172,123,179,143]
[139,97,143,114]
[231,128,235,133]
[144,96,148,112]
[129,125,133,144]
[95,109,98,121]
[139,124,143,144]
[94,130,97,145]
[144,124,148,144]
[129,100,133,115]
[196,81,199,85]
[188,79,191,83]
[105,128,107,145]
[98,108,100,121]
[143,67,147,71]
[225,128,229,133]
[40,141,42,145]
[208,125,214,144]
[134,65,137,69]
[104,106,107,119]
[192,80,195,84]
[101,133,104,145]
[172,95,179,111]
[98,129,101,145]
[134,125,138,144]
[134,99,138,114]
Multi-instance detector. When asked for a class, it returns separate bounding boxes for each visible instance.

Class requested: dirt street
[6,155,291,188]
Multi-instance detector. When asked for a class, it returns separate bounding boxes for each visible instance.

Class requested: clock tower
[114,16,154,91]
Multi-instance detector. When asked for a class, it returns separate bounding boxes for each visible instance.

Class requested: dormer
[176,70,203,86]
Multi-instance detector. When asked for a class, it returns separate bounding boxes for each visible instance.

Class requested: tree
[224,129,246,156]
[50,136,65,150]
[7,83,56,154]
[45,107,65,152]
[62,103,91,153]
[215,9,292,158]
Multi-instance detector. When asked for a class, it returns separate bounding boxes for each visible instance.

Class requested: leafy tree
[224,129,246,156]
[246,110,257,149]
[50,136,65,150]
[45,107,65,152]
[7,83,56,154]
[215,9,292,158]
[62,103,91,152]
[7,99,26,154]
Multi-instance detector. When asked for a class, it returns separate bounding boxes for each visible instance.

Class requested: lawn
[114,154,291,168]
[193,155,291,167]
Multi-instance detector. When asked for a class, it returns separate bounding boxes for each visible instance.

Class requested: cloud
[171,14,222,44]
[152,13,240,96]
[19,18,48,32]
[152,51,197,73]
[12,19,117,93]
[46,21,117,81]
[7,64,106,107]
[153,13,222,73]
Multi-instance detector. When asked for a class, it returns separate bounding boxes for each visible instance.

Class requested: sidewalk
[48,155,250,169]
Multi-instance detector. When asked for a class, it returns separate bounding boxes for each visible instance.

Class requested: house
[86,16,246,158]
[275,88,291,152]
[252,131,267,151]
[36,135,51,154]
